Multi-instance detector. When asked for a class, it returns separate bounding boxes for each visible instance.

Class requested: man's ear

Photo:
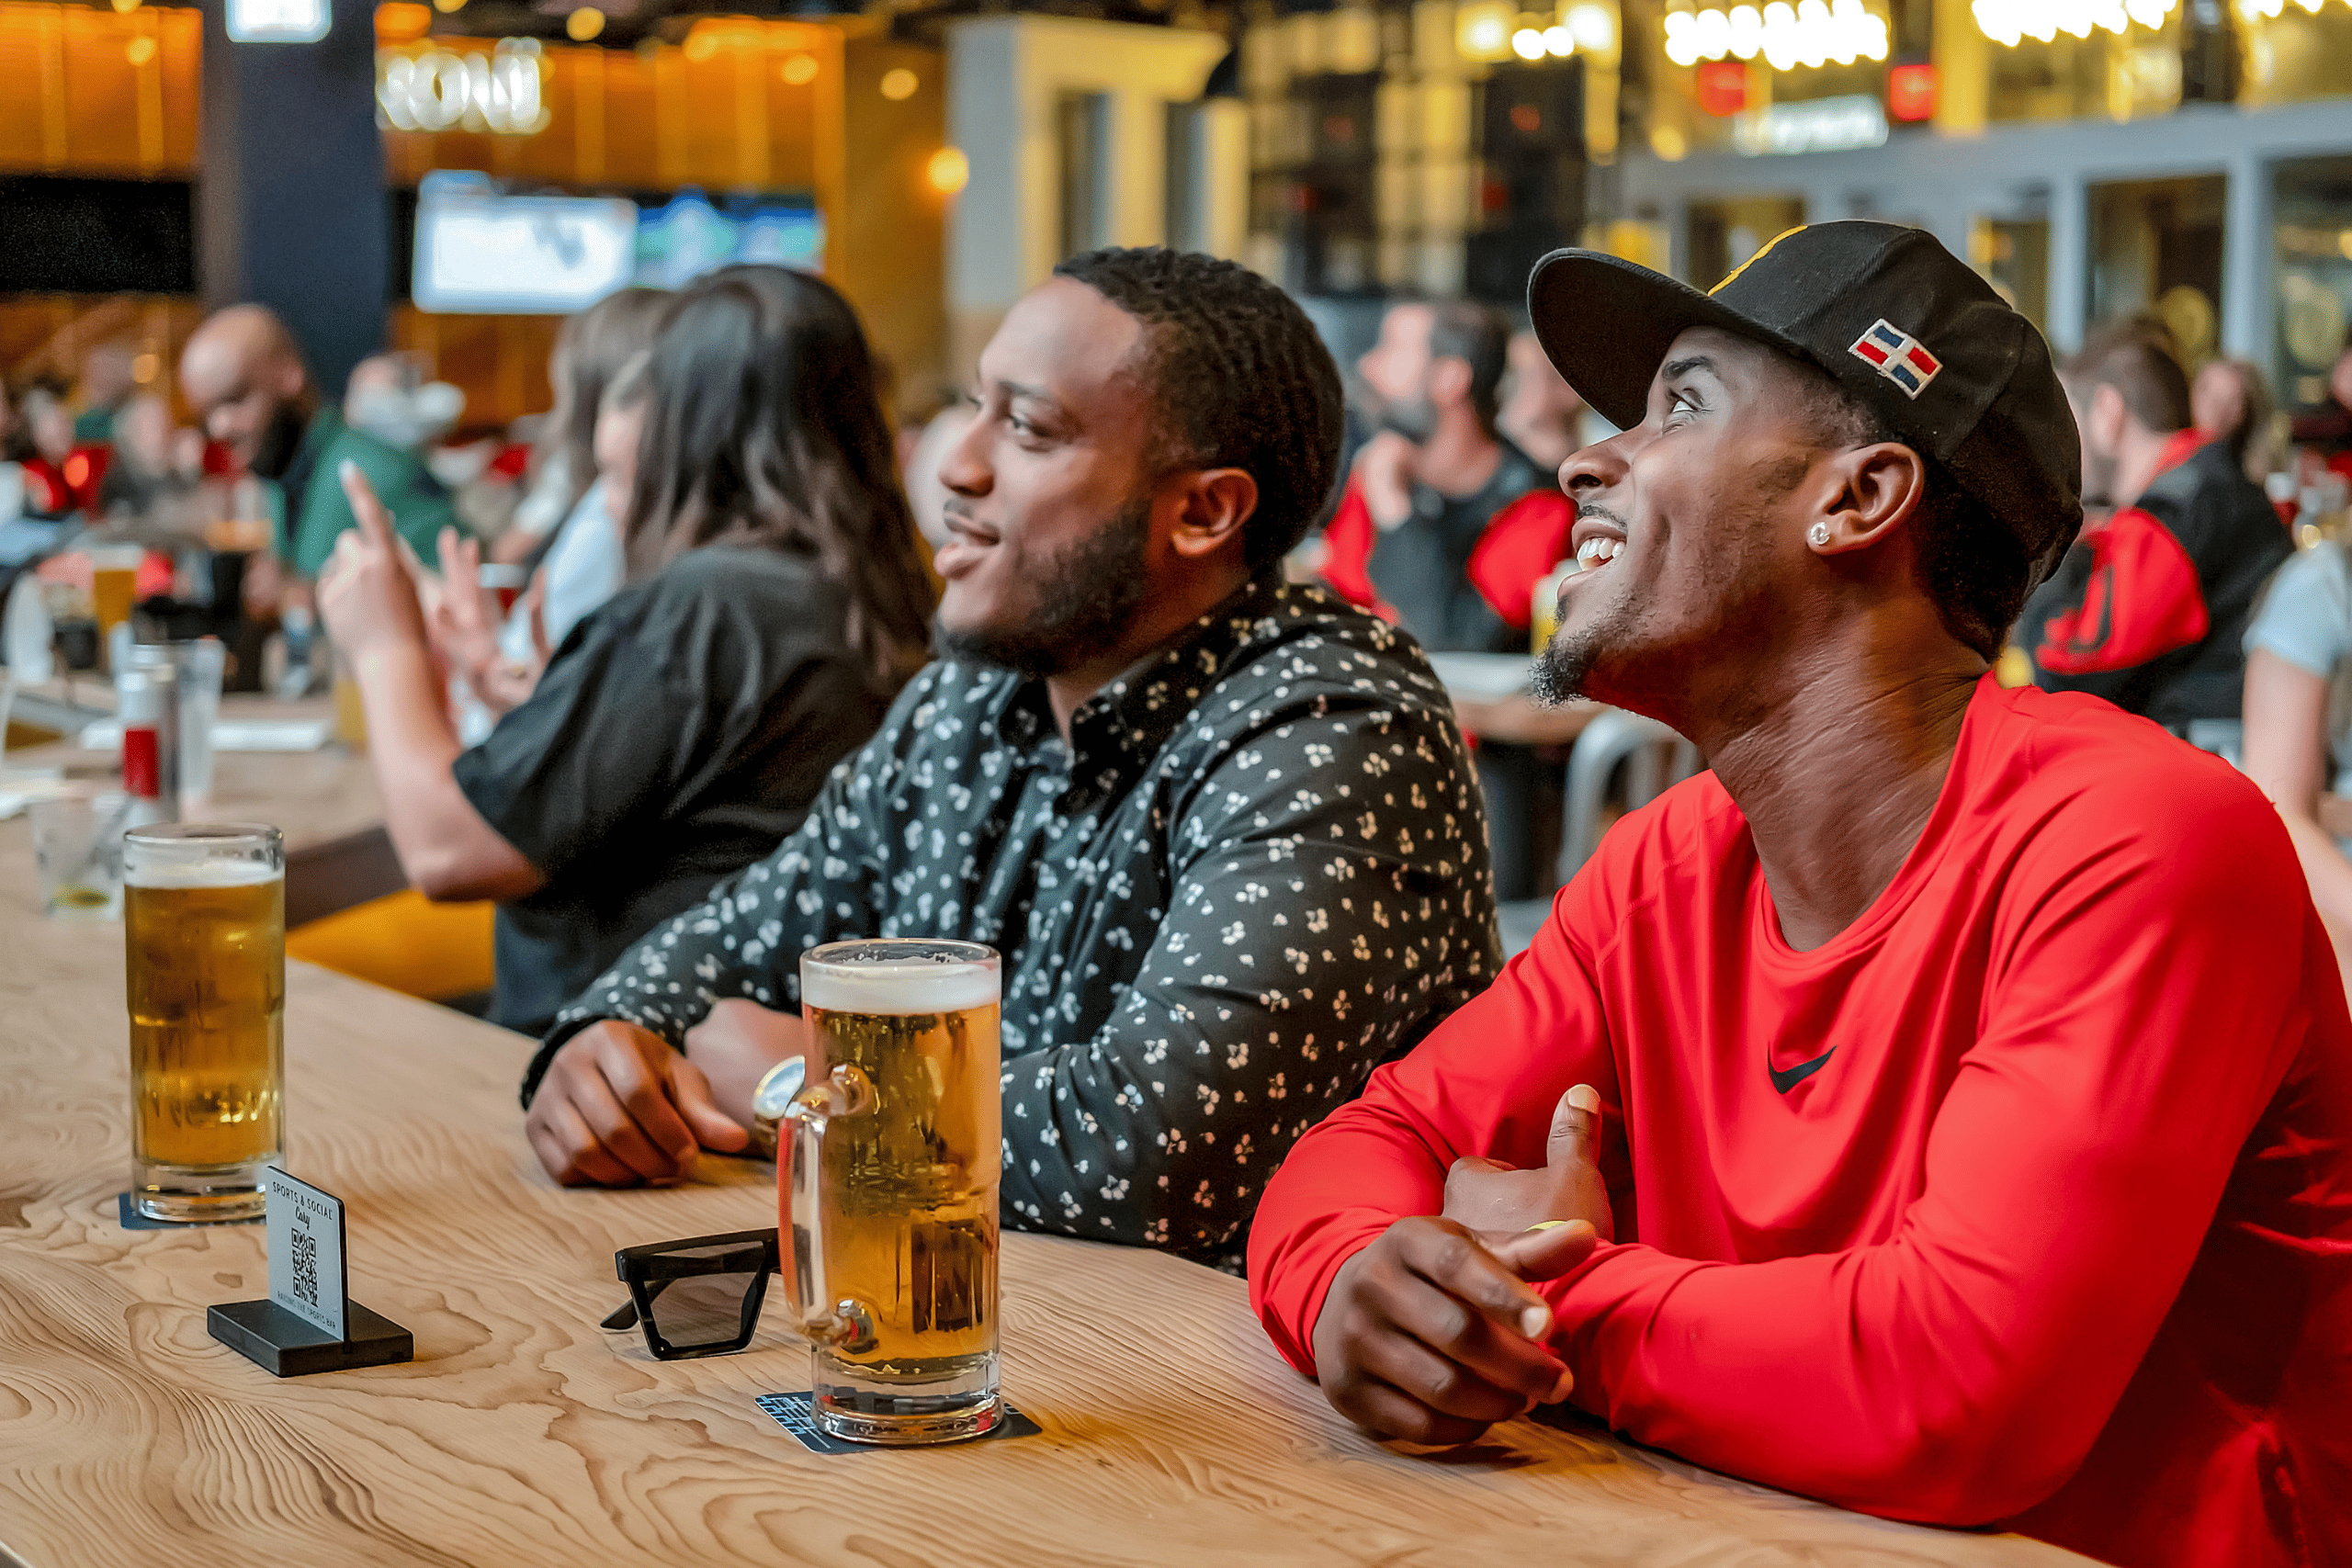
[1806,441,1926,555]
[2088,382,2129,453]
[1427,355,1473,412]
[1167,468,1259,561]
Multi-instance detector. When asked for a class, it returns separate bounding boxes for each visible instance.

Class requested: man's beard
[1529,613,1606,705]
[933,500,1151,679]
[248,400,310,480]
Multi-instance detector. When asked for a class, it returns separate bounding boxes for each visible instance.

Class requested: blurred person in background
[2018,323,2288,729]
[494,288,668,569]
[72,343,138,446]
[1323,300,1576,902]
[344,352,464,454]
[434,350,652,726]
[177,304,462,584]
[0,382,24,525]
[317,267,935,1039]
[429,288,668,730]
[2289,324,2352,475]
[2189,356,2282,487]
[96,392,194,520]
[1322,300,1574,652]
[1497,326,1590,474]
[2242,536,2352,984]
[15,388,85,518]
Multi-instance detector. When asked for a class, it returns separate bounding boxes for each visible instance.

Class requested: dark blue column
[198,0,386,397]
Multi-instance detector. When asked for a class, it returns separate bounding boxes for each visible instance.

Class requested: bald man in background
[179,304,461,579]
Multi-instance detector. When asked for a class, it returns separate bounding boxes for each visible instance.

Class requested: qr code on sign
[291,1226,320,1306]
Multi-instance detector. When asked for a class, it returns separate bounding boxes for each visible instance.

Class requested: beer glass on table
[122,823,285,1223]
[788,939,1002,1445]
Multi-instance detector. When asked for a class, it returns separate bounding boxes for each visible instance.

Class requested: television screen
[412,172,639,314]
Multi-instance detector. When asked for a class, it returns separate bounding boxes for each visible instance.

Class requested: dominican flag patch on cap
[1849,319,1940,398]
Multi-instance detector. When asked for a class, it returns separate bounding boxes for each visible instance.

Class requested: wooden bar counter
[0,808,2089,1567]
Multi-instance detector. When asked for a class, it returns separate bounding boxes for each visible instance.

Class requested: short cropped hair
[1426,301,1512,431]
[1800,370,2037,663]
[2065,321,2192,434]
[1052,247,1344,572]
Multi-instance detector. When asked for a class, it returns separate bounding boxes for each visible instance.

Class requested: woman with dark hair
[317,266,935,1037]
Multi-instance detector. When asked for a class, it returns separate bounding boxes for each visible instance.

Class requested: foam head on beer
[798,953,1001,1017]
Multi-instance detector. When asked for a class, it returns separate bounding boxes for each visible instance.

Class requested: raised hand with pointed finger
[316,459,430,660]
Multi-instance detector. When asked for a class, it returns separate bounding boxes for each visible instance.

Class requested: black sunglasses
[605,1227,782,1360]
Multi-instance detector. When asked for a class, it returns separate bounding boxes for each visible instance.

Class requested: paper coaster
[118,1191,265,1230]
[755,1391,1041,1454]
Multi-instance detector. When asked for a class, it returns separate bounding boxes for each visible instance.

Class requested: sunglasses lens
[641,1243,763,1354]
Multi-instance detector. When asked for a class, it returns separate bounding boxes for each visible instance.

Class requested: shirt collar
[989,571,1294,792]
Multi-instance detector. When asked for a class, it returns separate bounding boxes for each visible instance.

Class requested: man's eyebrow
[1661,355,1718,381]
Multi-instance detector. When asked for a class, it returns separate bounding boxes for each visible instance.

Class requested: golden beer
[790,941,1001,1445]
[122,824,285,1223]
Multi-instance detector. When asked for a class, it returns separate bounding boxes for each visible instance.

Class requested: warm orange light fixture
[565,6,604,40]
[879,66,918,100]
[125,32,156,62]
[431,0,464,11]
[780,51,820,85]
[111,0,141,12]
[683,27,718,59]
[376,1,431,38]
[925,146,969,196]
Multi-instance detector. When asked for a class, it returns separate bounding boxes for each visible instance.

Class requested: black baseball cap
[1527,220,2082,589]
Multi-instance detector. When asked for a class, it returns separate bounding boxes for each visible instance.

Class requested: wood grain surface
[0,795,2090,1567]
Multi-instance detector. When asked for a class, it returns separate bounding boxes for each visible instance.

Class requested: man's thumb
[1547,1083,1602,1171]
[670,1058,752,1153]
[1494,1219,1600,1283]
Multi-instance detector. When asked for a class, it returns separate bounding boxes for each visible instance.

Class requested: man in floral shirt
[522,248,1502,1267]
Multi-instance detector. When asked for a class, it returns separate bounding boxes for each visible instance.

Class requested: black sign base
[207,1298,413,1377]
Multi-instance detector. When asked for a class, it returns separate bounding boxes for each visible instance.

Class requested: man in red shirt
[1321,300,1574,654]
[2018,324,2290,729]
[1249,221,2352,1568]
[1321,300,1576,901]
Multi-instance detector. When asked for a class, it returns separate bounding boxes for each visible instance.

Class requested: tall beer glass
[788,939,1001,1445]
[122,823,285,1223]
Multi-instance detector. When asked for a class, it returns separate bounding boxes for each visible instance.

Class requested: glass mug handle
[786,1064,878,1351]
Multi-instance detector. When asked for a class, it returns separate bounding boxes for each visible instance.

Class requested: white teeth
[1576,536,1623,570]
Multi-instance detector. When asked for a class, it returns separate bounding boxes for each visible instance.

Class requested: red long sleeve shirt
[1250,678,2352,1567]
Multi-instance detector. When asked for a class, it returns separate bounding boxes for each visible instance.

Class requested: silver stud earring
[1807,522,1832,547]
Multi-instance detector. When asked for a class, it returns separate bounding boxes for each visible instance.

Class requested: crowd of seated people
[7,234,2352,1568]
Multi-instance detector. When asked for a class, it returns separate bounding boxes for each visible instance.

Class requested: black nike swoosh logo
[1769,1046,1836,1095]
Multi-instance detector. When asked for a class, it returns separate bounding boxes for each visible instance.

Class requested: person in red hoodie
[1249,221,2352,1568]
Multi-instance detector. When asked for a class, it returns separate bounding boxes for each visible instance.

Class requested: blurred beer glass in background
[122,823,285,1223]
[789,939,1002,1445]
[88,545,143,670]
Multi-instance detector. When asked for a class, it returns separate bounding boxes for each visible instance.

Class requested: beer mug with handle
[787,939,1002,1445]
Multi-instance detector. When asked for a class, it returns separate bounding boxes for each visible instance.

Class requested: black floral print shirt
[526,574,1501,1267]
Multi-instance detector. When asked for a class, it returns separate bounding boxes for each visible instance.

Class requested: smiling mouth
[1575,535,1623,571]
